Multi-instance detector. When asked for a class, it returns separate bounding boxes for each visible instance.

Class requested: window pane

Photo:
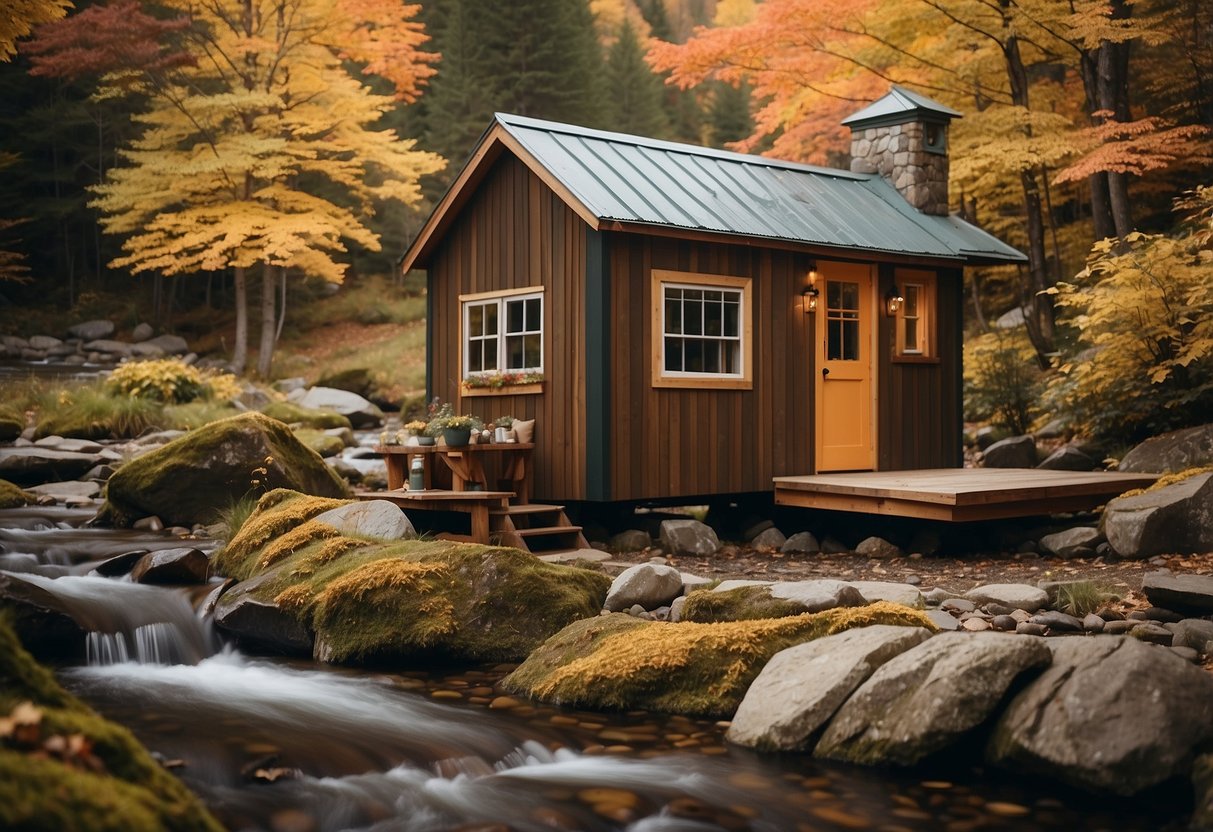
[504,334,522,369]
[484,304,498,335]
[828,319,842,361]
[484,340,498,371]
[904,285,919,316]
[685,338,704,373]
[841,282,859,310]
[665,337,682,372]
[704,290,722,303]
[827,281,842,309]
[723,342,738,374]
[506,299,524,334]
[468,305,483,337]
[704,341,721,373]
[843,319,859,361]
[685,297,702,335]
[469,342,483,373]
[723,300,739,337]
[525,298,541,331]
[904,319,919,352]
[523,334,541,368]
[705,298,722,336]
[665,298,681,334]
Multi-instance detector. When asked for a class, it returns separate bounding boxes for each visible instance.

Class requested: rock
[669,596,687,622]
[1034,418,1067,440]
[144,333,189,354]
[133,516,164,532]
[83,339,133,357]
[1145,606,1183,623]
[974,426,999,450]
[995,306,1027,329]
[751,527,786,549]
[608,529,651,552]
[1129,622,1174,645]
[260,401,352,431]
[1172,645,1200,663]
[502,603,935,717]
[1174,619,1213,655]
[922,587,956,606]
[130,548,210,584]
[25,480,100,501]
[856,536,902,559]
[964,583,1048,612]
[0,572,93,659]
[296,387,384,428]
[742,519,774,540]
[816,633,1050,765]
[962,617,992,631]
[1037,446,1096,471]
[27,335,62,350]
[34,436,103,454]
[92,550,149,578]
[1196,754,1213,832]
[312,500,414,540]
[940,598,975,613]
[1118,423,1213,473]
[781,531,820,554]
[925,609,960,630]
[1142,571,1213,616]
[316,367,374,398]
[991,614,1018,631]
[982,435,1037,468]
[67,319,114,340]
[768,580,868,613]
[97,412,348,528]
[849,581,922,608]
[323,427,355,448]
[603,563,685,612]
[1016,622,1047,636]
[1104,474,1213,559]
[727,625,934,750]
[0,447,104,486]
[679,572,713,592]
[131,322,154,342]
[326,458,362,484]
[658,519,720,557]
[988,636,1213,794]
[214,566,314,656]
[129,342,166,358]
[1029,611,1084,633]
[1038,527,1103,558]
[1082,613,1105,633]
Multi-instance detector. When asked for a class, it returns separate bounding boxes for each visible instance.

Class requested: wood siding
[876,265,964,470]
[606,235,818,502]
[427,155,588,501]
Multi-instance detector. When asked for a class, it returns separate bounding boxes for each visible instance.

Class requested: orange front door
[815,263,875,471]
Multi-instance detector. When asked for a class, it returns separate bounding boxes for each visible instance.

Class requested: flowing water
[0,506,1191,831]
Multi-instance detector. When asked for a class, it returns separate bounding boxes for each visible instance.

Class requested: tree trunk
[257,262,277,378]
[1099,0,1135,238]
[1087,172,1116,240]
[232,266,249,373]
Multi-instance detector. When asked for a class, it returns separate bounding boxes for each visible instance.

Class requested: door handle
[822,367,830,377]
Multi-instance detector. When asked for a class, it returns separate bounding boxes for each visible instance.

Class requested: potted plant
[441,414,478,447]
[493,415,514,443]
[403,419,434,446]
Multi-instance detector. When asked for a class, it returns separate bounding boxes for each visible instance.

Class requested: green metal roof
[841,86,963,129]
[493,113,1025,265]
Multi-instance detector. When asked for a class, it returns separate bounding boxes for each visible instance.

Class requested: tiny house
[401,87,1025,505]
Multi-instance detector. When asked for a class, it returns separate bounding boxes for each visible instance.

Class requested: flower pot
[442,427,471,447]
[417,436,436,446]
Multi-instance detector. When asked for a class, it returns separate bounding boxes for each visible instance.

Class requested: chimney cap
[841,85,963,131]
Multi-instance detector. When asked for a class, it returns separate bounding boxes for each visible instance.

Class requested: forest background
[0,0,1209,448]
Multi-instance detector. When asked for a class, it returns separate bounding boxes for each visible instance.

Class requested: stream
[0,505,1192,831]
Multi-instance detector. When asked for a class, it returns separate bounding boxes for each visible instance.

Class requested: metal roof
[841,86,963,129]
[400,114,1025,271]
[493,113,1024,265]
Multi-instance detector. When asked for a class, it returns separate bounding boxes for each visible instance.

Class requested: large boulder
[815,633,1051,765]
[727,625,933,751]
[130,547,211,584]
[658,519,720,556]
[66,319,114,340]
[312,500,414,540]
[1104,473,1213,559]
[1119,424,1213,473]
[501,602,935,718]
[1037,446,1096,471]
[988,636,1213,795]
[97,412,348,528]
[144,333,189,355]
[296,386,384,428]
[603,563,684,612]
[0,447,104,486]
[1038,526,1102,558]
[1141,571,1213,616]
[982,435,1037,468]
[213,563,314,656]
[681,580,867,622]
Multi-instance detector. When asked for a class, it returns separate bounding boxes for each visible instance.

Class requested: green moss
[261,400,352,430]
[679,586,812,623]
[160,400,241,430]
[98,412,348,528]
[214,490,612,663]
[503,603,937,718]
[0,479,31,509]
[0,405,23,442]
[0,616,221,831]
[293,427,345,458]
[34,385,162,440]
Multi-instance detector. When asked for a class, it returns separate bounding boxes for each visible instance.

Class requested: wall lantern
[884,285,904,317]
[802,265,820,314]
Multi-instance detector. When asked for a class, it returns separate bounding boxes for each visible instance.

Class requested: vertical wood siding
[427,155,587,501]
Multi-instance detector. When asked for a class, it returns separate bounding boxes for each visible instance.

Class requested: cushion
[514,419,535,444]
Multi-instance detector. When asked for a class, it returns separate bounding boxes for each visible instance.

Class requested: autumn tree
[28,0,443,376]
[0,0,70,61]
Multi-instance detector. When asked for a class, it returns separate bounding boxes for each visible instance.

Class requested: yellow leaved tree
[28,0,443,375]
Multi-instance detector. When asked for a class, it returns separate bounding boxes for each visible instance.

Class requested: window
[924,122,947,155]
[651,269,752,389]
[894,270,936,360]
[461,288,544,380]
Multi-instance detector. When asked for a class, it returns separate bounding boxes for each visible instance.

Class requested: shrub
[106,358,239,404]
[964,329,1043,436]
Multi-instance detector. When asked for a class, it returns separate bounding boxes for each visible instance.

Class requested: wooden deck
[773,468,1158,521]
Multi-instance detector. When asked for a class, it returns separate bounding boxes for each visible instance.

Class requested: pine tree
[604,18,670,137]
[708,79,751,146]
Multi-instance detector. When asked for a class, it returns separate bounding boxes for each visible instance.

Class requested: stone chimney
[841,86,961,216]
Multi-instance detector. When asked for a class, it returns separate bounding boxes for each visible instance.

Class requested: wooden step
[489,503,565,516]
[513,525,583,538]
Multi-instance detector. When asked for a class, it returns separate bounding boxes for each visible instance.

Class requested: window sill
[461,382,544,397]
[652,376,752,390]
[892,354,940,365]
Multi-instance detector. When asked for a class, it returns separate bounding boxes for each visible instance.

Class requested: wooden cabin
[401,88,1026,506]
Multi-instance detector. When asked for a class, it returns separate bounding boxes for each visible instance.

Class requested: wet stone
[1130,623,1174,646]
[1082,614,1105,633]
[1016,622,1047,636]
[1030,611,1084,632]
[991,615,1018,631]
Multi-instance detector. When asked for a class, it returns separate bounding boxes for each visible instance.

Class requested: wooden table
[359,489,513,544]
[376,443,535,503]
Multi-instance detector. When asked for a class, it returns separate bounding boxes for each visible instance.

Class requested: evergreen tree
[604,18,670,137]
[708,80,752,146]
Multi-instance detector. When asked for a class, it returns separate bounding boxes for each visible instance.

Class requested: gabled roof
[401,113,1025,272]
[841,86,963,130]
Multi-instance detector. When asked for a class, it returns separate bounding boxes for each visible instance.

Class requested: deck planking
[773,468,1159,521]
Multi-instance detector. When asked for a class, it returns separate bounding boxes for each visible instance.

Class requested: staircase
[489,503,589,555]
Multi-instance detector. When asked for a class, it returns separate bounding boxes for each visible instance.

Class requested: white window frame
[460,287,545,379]
[651,269,752,390]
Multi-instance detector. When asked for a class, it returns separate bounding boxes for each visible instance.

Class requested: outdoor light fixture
[802,265,820,313]
[884,285,904,317]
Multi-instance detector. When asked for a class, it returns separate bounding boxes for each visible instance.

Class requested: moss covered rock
[292,428,345,458]
[261,400,352,430]
[0,615,221,831]
[0,479,31,509]
[212,490,612,663]
[502,603,937,718]
[97,412,348,528]
[680,585,825,623]
[0,406,24,442]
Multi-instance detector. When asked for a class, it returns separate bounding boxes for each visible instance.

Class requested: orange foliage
[329,0,437,101]
[1054,115,1212,184]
